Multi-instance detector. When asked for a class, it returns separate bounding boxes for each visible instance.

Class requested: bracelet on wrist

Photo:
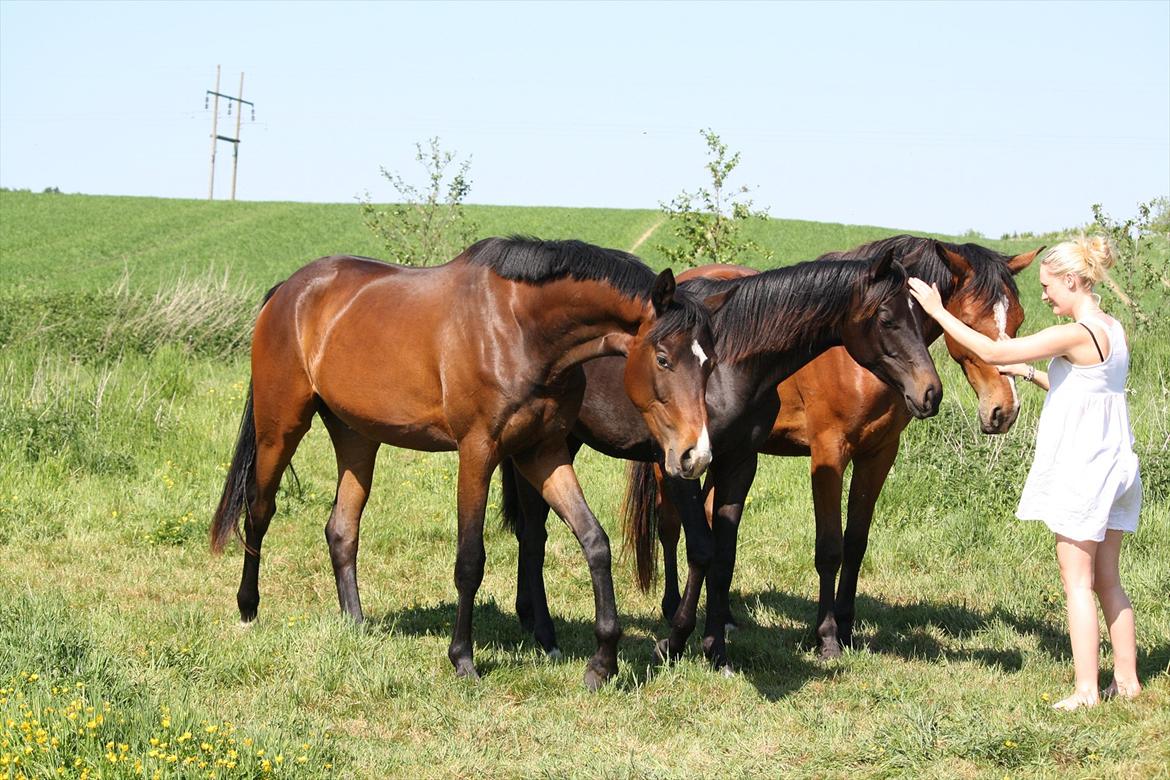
[1025,365,1035,383]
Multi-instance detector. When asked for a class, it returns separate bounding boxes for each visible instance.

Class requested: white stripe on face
[692,340,708,366]
[994,296,1019,408]
[993,297,1008,337]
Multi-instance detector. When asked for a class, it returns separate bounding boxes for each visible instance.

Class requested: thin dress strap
[1079,322,1105,362]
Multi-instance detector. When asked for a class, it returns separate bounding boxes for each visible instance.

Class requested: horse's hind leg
[237,383,316,623]
[320,409,380,623]
[514,474,561,655]
[836,440,898,649]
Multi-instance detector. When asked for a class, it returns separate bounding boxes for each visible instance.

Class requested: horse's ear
[869,245,897,279]
[933,242,972,278]
[702,286,736,314]
[1007,246,1044,275]
[651,269,676,315]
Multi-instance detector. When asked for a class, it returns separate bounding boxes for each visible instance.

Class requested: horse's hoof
[818,642,842,661]
[237,619,256,631]
[582,659,614,691]
[453,659,480,680]
[546,647,562,661]
[718,663,736,679]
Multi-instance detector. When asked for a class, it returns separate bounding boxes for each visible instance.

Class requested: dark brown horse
[210,237,720,688]
[651,235,1043,659]
[505,247,943,670]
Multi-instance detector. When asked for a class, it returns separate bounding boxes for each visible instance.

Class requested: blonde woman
[908,235,1141,711]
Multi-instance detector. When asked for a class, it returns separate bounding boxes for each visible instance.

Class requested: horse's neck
[523,281,646,378]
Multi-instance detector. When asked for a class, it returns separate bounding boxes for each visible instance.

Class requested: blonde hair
[1040,234,1117,287]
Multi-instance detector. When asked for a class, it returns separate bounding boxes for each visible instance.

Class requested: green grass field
[1,191,1167,779]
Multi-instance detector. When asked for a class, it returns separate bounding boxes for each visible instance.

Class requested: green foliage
[658,129,773,267]
[358,137,479,267]
[1091,196,1170,333]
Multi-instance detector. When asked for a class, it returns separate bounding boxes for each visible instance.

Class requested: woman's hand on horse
[998,362,1030,377]
[908,277,945,318]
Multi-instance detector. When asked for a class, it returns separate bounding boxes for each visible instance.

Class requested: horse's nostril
[990,406,1003,427]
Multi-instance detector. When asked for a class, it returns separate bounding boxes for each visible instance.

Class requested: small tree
[359,138,478,267]
[658,129,772,268]
[1090,196,1169,332]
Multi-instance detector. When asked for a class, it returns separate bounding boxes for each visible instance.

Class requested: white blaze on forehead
[993,296,1019,410]
[691,340,708,366]
[993,296,1009,337]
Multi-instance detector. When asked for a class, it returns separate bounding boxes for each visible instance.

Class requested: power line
[205,65,256,200]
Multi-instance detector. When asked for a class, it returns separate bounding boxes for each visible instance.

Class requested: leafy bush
[358,137,478,267]
[657,129,772,267]
[1090,196,1170,333]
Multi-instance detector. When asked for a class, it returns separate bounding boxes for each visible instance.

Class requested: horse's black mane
[465,236,709,338]
[466,236,656,298]
[819,234,1019,315]
[681,257,906,364]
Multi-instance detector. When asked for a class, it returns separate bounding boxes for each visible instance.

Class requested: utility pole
[205,65,255,200]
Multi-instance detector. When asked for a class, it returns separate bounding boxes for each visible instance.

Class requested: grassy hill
[0,190,1044,292]
[0,191,1165,778]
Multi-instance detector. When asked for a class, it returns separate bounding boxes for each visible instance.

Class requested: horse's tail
[499,458,523,538]
[622,460,660,592]
[210,383,256,554]
[210,282,281,554]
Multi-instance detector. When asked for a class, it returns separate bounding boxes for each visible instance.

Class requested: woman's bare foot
[1052,691,1099,711]
[1102,680,1141,700]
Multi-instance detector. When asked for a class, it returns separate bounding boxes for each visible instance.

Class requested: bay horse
[651,235,1043,659]
[503,246,943,670]
[210,237,721,689]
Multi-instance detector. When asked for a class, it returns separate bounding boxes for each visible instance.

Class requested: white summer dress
[1015,316,1142,542]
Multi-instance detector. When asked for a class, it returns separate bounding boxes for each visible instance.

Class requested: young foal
[655,236,1042,658]
[506,248,943,670]
[210,237,717,688]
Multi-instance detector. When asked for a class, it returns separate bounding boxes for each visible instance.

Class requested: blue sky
[2,0,1167,237]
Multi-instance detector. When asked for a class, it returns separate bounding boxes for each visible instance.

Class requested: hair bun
[1043,234,1118,286]
[1076,234,1117,284]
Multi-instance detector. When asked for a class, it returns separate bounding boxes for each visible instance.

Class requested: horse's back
[254,255,490,450]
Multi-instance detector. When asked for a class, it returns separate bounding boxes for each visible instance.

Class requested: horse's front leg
[447,439,498,680]
[701,452,757,673]
[513,441,621,691]
[656,474,711,663]
[836,440,898,649]
[810,438,848,659]
[656,467,684,622]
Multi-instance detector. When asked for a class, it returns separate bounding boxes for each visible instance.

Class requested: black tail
[210,282,281,554]
[210,383,256,554]
[622,460,660,592]
[499,458,523,538]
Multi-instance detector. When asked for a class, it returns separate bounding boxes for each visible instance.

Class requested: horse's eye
[656,353,670,369]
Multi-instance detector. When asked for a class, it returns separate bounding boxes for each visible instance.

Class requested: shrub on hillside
[358,137,478,267]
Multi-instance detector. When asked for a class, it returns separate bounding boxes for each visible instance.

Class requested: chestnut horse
[210,237,719,688]
[503,247,943,670]
[651,235,1043,659]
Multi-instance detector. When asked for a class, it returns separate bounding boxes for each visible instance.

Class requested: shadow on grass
[358,587,1168,700]
[364,597,833,700]
[734,589,1170,683]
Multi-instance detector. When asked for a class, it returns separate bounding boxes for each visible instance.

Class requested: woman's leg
[1054,534,1100,710]
[1094,529,1141,698]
